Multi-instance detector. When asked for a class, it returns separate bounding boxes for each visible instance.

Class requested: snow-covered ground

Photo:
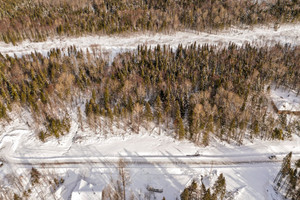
[0,24,300,199]
[0,107,299,199]
[0,23,299,58]
[271,86,300,112]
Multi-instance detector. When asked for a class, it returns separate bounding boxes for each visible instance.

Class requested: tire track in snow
[4,153,300,167]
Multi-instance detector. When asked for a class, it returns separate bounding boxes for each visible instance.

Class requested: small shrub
[30,167,41,185]
[39,131,46,142]
[13,193,21,200]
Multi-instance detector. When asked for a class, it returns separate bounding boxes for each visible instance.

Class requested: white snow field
[271,86,300,113]
[0,106,299,200]
[0,23,299,58]
[0,24,300,199]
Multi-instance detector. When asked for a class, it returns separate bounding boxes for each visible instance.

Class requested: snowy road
[3,152,300,167]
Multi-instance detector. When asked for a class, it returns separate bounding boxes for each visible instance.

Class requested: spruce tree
[155,96,162,124]
[164,95,171,128]
[212,173,226,200]
[180,188,190,200]
[203,188,211,200]
[175,101,185,140]
[104,87,110,110]
[155,96,162,134]
[274,152,292,189]
[144,102,153,122]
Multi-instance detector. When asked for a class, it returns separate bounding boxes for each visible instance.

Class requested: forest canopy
[0,0,300,44]
[0,43,299,144]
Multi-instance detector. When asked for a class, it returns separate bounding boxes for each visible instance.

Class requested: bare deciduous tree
[118,158,130,200]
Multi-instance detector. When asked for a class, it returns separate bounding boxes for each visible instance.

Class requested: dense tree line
[1,0,300,44]
[0,43,299,143]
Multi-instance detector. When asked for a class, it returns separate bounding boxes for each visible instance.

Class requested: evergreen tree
[212,173,226,200]
[202,131,209,146]
[104,87,110,110]
[164,95,171,128]
[203,188,211,200]
[144,102,153,122]
[180,188,190,200]
[155,96,162,124]
[274,152,292,189]
[175,101,185,139]
[155,96,163,134]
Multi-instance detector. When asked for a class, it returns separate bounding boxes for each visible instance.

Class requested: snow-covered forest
[0,0,299,200]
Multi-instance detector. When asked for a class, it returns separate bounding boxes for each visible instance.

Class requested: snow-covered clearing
[0,23,300,58]
[270,86,300,113]
[0,107,299,199]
